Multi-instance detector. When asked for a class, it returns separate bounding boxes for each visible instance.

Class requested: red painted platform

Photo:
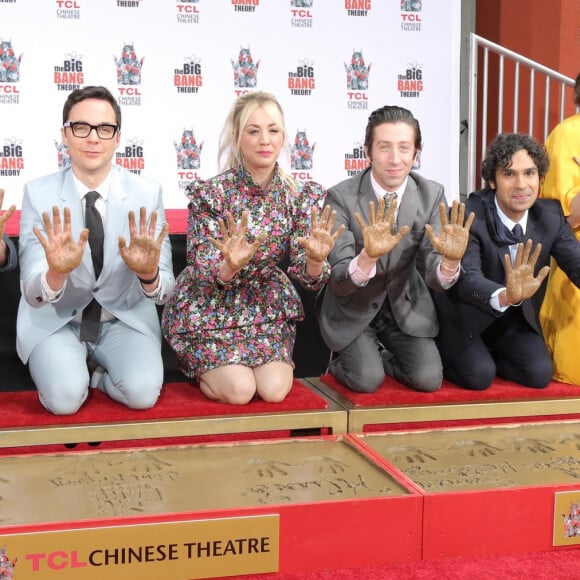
[351,422,580,560]
[2,426,579,578]
[317,373,580,407]
[0,435,423,579]
[308,374,580,433]
[0,380,349,449]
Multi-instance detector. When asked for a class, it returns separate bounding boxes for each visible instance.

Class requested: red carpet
[319,372,580,406]
[234,547,580,579]
[0,380,327,429]
[319,373,580,431]
[0,380,329,456]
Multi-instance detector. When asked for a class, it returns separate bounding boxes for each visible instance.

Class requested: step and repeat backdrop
[0,0,461,210]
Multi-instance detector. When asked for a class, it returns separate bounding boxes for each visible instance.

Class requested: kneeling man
[434,133,580,390]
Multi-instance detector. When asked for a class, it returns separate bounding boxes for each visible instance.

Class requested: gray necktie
[383,191,398,235]
[80,191,104,342]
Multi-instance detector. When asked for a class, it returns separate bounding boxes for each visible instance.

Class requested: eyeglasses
[63,122,119,140]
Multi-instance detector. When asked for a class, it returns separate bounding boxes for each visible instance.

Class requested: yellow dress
[540,113,580,384]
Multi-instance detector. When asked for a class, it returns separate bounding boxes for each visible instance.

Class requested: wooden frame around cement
[0,381,348,448]
[305,377,580,434]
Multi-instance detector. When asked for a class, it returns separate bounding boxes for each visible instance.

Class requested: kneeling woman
[162,92,343,404]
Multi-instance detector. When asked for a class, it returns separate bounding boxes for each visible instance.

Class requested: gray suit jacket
[318,168,448,352]
[17,165,175,363]
[0,235,16,272]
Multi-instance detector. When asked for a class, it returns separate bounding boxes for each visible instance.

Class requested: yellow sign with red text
[0,515,279,579]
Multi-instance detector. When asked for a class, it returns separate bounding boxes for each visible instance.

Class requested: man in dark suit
[0,188,17,272]
[434,132,580,390]
[318,105,473,393]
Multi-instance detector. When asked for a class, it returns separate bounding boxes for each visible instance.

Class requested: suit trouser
[443,310,553,390]
[28,319,164,415]
[331,300,442,393]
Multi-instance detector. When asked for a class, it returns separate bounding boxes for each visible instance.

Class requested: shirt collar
[72,170,112,201]
[369,171,408,202]
[237,163,282,195]
[494,197,528,233]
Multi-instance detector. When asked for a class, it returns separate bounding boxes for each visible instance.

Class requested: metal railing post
[466,33,574,194]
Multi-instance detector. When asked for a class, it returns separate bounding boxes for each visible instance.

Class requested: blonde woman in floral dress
[163,92,344,404]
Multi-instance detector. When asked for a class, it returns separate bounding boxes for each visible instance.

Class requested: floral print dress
[162,165,330,381]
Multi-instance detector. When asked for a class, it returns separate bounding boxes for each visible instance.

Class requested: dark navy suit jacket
[433,188,580,365]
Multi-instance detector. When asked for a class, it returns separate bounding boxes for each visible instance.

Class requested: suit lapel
[101,168,128,280]
[494,237,511,273]
[382,178,417,272]
[356,170,378,225]
[59,170,95,279]
[396,177,417,230]
[524,211,539,243]
[357,170,394,275]
[60,170,85,239]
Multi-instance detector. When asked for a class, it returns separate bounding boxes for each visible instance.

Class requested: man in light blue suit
[0,188,17,272]
[17,86,175,415]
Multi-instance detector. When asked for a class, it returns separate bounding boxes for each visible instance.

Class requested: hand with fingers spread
[33,206,88,276]
[296,205,346,262]
[503,239,550,306]
[118,207,168,280]
[354,196,410,259]
[209,210,267,277]
[425,200,475,261]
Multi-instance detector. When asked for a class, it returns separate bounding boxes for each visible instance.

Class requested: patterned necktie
[383,191,398,235]
[80,191,104,342]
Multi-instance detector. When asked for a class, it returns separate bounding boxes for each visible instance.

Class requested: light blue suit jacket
[17,165,175,363]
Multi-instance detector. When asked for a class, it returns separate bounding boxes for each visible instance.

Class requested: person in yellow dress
[539,73,580,385]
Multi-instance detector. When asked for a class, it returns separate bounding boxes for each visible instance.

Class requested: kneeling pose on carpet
[0,188,17,272]
[318,105,474,394]
[162,91,344,405]
[433,132,580,391]
[17,86,175,415]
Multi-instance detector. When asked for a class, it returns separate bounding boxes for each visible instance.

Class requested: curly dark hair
[480,133,550,187]
[364,105,422,151]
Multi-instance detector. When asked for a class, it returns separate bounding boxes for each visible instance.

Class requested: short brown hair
[62,85,122,128]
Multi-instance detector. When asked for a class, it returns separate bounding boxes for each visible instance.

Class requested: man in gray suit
[17,86,174,415]
[0,188,17,272]
[318,105,473,393]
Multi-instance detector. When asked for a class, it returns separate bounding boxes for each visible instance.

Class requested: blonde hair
[218,91,295,186]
